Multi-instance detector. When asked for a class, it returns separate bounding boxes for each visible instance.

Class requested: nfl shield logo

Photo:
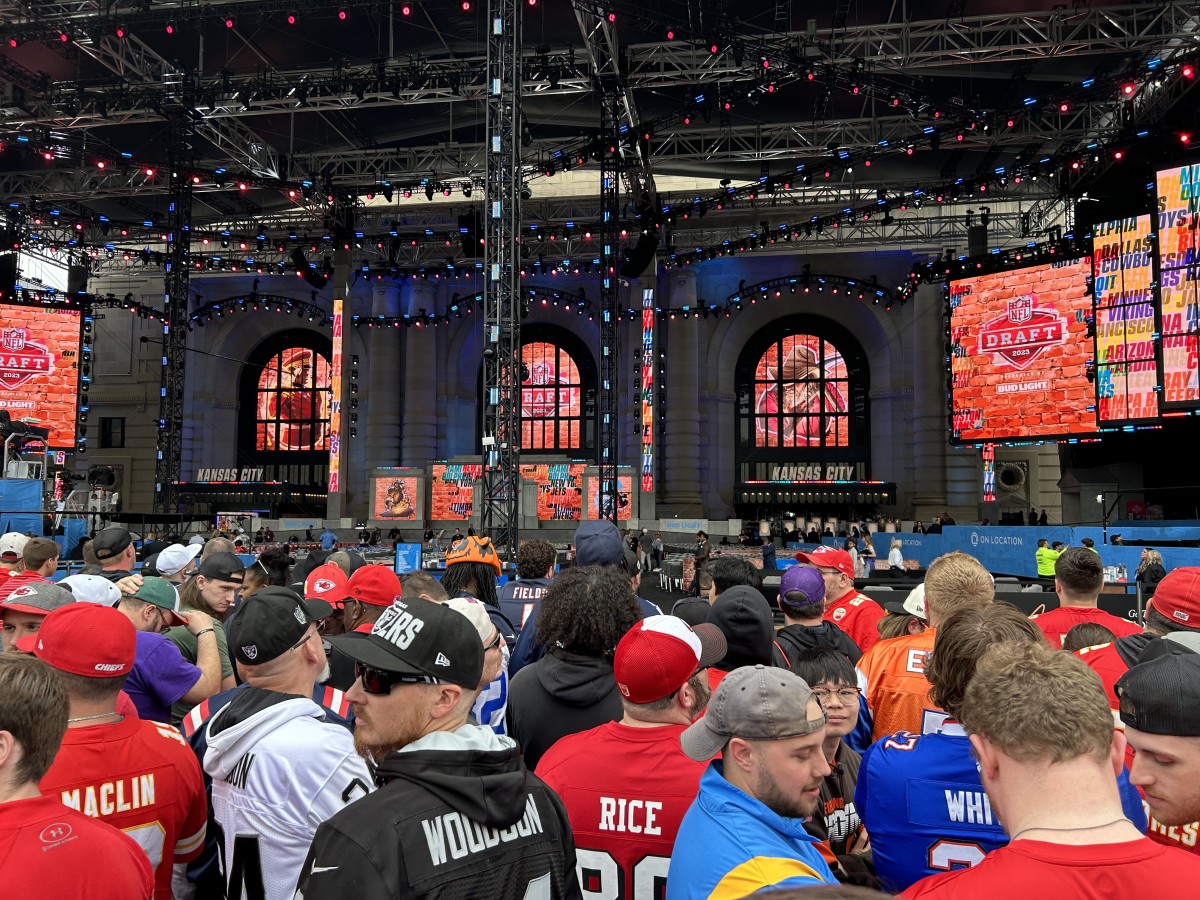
[1,328,26,352]
[1007,295,1034,324]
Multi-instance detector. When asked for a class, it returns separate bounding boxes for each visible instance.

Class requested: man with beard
[667,665,837,899]
[189,587,371,900]
[296,596,582,900]
[535,616,725,900]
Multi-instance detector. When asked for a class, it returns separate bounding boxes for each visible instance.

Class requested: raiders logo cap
[229,586,332,665]
[329,595,483,688]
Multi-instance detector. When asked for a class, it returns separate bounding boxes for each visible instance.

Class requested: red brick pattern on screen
[949,257,1097,443]
[0,305,81,448]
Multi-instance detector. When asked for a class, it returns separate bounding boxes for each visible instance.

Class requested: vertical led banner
[327,296,344,494]
[1093,215,1158,422]
[1157,163,1200,407]
[640,286,655,492]
[981,443,996,502]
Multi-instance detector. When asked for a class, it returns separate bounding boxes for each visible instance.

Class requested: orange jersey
[824,590,886,653]
[857,628,943,740]
[1031,606,1142,650]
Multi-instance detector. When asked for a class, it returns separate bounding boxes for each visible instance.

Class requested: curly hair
[536,565,640,659]
[439,560,499,608]
[244,545,292,588]
[517,540,558,579]
[926,603,1042,720]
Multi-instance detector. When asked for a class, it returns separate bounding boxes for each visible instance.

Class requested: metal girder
[58,33,280,177]
[154,113,193,515]
[597,86,621,525]
[479,0,522,556]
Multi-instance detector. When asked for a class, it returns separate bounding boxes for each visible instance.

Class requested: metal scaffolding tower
[480,0,523,554]
[154,109,194,514]
[597,86,622,524]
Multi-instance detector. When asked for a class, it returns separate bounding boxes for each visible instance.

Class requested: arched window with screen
[520,341,583,450]
[751,334,851,447]
[255,347,332,452]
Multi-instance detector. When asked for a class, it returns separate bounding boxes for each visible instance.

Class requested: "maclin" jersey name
[60,774,156,817]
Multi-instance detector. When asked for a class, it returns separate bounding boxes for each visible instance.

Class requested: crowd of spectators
[2,520,1200,899]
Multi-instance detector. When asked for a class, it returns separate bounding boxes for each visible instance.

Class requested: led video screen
[1093,215,1158,423]
[586,475,632,521]
[949,257,1097,443]
[1157,163,1200,406]
[751,335,849,447]
[372,476,418,519]
[431,464,482,519]
[255,346,331,451]
[521,463,586,521]
[0,302,82,449]
[520,342,582,449]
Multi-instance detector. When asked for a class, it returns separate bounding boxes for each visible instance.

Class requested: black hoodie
[295,728,582,900]
[772,620,863,668]
[506,648,623,769]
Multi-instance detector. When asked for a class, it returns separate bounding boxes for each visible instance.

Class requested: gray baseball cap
[1,581,76,617]
[680,664,827,761]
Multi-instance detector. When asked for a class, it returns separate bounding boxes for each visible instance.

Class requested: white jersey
[203,690,373,900]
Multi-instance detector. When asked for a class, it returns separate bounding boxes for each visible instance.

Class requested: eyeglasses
[812,687,862,704]
[485,631,503,652]
[355,661,444,695]
[288,626,317,653]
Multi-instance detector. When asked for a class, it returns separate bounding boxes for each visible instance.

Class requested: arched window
[520,341,583,450]
[751,335,850,447]
[255,347,332,452]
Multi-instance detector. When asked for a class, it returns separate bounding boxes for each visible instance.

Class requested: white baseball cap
[0,532,29,561]
[59,574,122,606]
[155,543,202,577]
[444,596,497,644]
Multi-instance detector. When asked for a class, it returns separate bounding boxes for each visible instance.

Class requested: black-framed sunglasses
[355,661,444,695]
[485,631,503,651]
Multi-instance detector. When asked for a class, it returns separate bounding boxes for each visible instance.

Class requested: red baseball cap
[305,563,351,606]
[1150,567,1200,627]
[795,546,855,579]
[17,603,135,678]
[346,565,402,607]
[614,615,727,704]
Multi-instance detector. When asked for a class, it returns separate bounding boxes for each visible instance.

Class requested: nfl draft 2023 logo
[0,327,54,391]
[978,294,1067,371]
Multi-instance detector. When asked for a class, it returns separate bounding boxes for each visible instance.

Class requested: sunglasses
[355,661,444,695]
[485,631,503,652]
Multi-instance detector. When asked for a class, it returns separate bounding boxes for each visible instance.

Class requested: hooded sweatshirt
[202,688,373,900]
[295,723,583,900]
[772,620,863,667]
[506,647,623,769]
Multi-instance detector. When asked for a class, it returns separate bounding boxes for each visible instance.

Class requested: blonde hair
[961,641,1113,765]
[890,538,902,552]
[923,551,994,623]
[1144,549,1163,567]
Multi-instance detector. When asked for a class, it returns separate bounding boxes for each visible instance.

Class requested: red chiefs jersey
[824,589,885,653]
[1075,642,1130,709]
[902,837,1200,898]
[39,715,207,898]
[858,628,942,740]
[0,793,153,899]
[535,720,707,899]
[1031,606,1142,650]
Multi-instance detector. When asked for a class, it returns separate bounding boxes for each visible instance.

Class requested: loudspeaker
[67,264,89,295]
[291,248,329,290]
[458,212,483,258]
[619,231,659,278]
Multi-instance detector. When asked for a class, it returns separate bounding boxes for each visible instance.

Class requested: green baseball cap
[128,576,187,627]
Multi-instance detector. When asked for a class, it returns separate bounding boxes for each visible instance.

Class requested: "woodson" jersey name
[422,795,544,866]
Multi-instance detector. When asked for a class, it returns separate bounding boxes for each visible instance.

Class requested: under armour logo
[435,652,450,667]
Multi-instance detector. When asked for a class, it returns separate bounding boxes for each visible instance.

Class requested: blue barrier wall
[786,525,1200,578]
[0,480,43,535]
